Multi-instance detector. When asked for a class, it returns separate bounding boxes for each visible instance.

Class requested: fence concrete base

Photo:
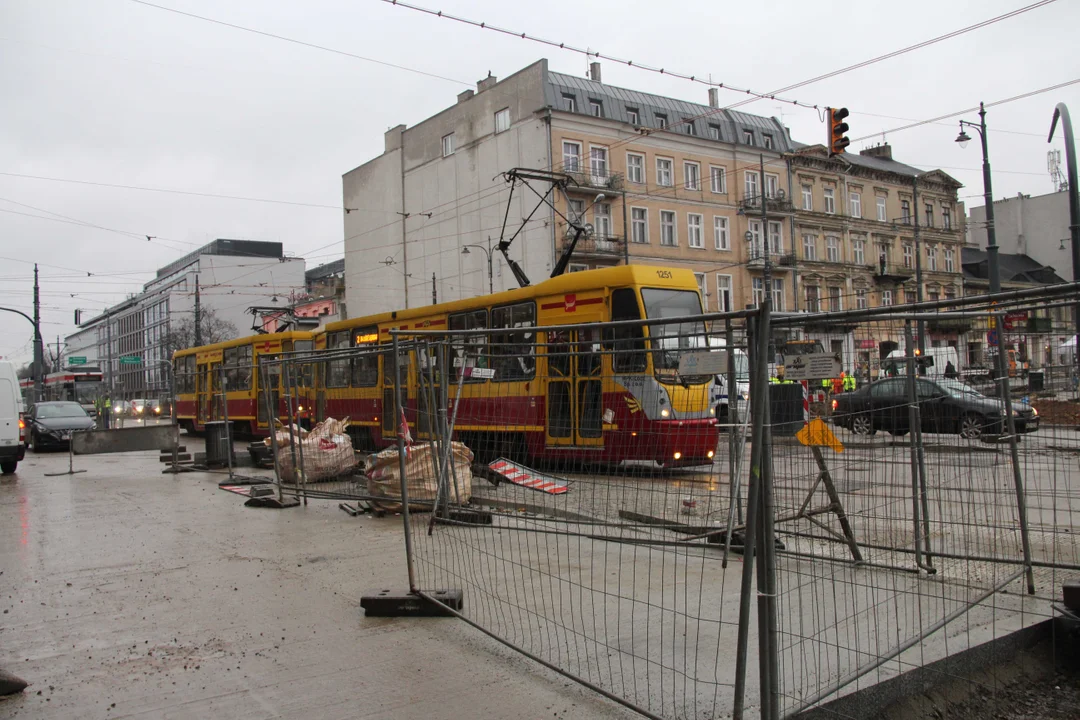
[73,425,179,455]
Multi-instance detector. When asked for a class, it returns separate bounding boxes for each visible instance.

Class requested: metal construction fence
[260,281,1080,719]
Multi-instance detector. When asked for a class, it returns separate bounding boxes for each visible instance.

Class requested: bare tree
[15,363,32,380]
[161,308,239,357]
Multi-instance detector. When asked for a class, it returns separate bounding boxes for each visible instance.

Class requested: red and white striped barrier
[489,459,570,495]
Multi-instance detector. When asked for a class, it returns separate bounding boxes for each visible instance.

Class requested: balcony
[872,265,915,286]
[565,171,624,192]
[746,247,795,270]
[737,194,796,216]
[562,234,625,258]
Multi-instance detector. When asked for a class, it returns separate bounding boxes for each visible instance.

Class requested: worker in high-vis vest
[842,372,856,392]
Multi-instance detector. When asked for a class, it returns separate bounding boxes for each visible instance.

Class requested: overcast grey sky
[2,0,1078,365]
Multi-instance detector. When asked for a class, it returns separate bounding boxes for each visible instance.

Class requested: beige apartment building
[789,144,964,375]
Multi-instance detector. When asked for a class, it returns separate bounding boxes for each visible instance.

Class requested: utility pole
[55,336,61,372]
[761,154,773,308]
[33,263,44,404]
[912,175,926,357]
[431,273,437,304]
[106,308,114,393]
[194,275,202,346]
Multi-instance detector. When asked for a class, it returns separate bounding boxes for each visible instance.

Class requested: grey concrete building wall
[967,190,1073,281]
[342,61,553,315]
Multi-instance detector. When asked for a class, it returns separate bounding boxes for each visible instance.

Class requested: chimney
[708,87,719,108]
[859,143,893,161]
[476,73,497,93]
[589,62,602,83]
[457,89,474,104]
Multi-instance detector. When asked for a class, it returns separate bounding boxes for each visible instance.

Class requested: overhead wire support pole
[33,263,43,404]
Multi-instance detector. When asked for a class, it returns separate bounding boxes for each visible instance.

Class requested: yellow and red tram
[175,266,721,466]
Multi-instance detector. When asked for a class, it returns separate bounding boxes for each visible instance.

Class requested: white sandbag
[366,441,473,511]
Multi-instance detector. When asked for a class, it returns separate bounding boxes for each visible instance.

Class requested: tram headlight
[660,408,670,418]
[673,451,682,460]
[707,450,715,459]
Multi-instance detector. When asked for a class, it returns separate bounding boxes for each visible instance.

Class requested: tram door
[545,328,604,448]
[381,347,413,440]
[257,356,280,428]
[195,362,210,425]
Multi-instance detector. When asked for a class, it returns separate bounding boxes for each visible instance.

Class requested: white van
[883,346,961,377]
[0,361,26,474]
[708,337,750,423]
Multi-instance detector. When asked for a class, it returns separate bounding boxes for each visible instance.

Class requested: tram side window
[490,302,535,381]
[605,288,647,372]
[175,356,191,393]
[234,345,253,390]
[351,327,379,387]
[327,331,350,387]
[448,310,488,382]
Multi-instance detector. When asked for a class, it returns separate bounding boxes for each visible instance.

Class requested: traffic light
[828,107,850,156]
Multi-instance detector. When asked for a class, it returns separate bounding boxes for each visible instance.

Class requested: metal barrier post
[393,333,419,595]
[219,365,233,482]
[903,321,934,573]
[261,357,284,503]
[723,318,741,568]
[733,309,767,720]
[282,359,301,501]
[991,309,1037,594]
[291,358,308,506]
[754,299,780,720]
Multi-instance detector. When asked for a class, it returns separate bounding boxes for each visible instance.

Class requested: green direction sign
[68,356,87,365]
[119,355,142,365]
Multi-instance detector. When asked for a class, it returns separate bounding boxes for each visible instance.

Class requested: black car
[832,377,1038,439]
[27,401,97,451]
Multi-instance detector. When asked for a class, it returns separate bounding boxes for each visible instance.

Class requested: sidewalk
[0,448,636,719]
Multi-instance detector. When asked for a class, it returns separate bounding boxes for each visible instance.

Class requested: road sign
[783,353,842,381]
[987,330,999,346]
[1003,311,1028,331]
[119,355,141,365]
[68,356,87,365]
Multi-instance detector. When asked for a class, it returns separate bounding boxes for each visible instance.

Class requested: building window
[568,263,589,273]
[710,166,726,193]
[441,133,455,157]
[944,247,955,272]
[631,207,648,244]
[924,203,934,227]
[562,94,576,112]
[494,108,511,134]
[926,244,937,271]
[803,233,817,261]
[716,274,732,312]
[881,290,893,306]
[823,187,836,214]
[765,174,779,198]
[943,207,952,230]
[708,124,721,140]
[590,100,603,118]
[748,220,763,258]
[562,141,582,172]
[849,191,861,218]
[687,214,703,248]
[594,202,612,239]
[626,152,645,184]
[743,130,755,146]
[754,278,784,310]
[901,199,911,225]
[683,119,696,136]
[714,216,730,250]
[928,289,940,302]
[627,107,639,125]
[826,235,840,263]
[684,161,701,191]
[902,243,913,268]
[828,286,842,312]
[660,210,676,246]
[589,146,608,183]
[768,221,783,254]
[695,272,707,301]
[568,198,585,226]
[656,113,667,129]
[856,288,868,309]
[805,285,820,313]
[802,184,813,211]
[763,133,774,149]
[656,158,673,187]
[744,170,759,200]
[853,238,865,265]
[876,196,887,222]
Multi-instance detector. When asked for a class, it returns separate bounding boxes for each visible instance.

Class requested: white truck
[0,361,26,474]
[708,337,750,424]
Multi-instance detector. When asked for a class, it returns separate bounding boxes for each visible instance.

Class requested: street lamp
[956,102,1001,295]
[1048,103,1080,377]
[461,236,494,295]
